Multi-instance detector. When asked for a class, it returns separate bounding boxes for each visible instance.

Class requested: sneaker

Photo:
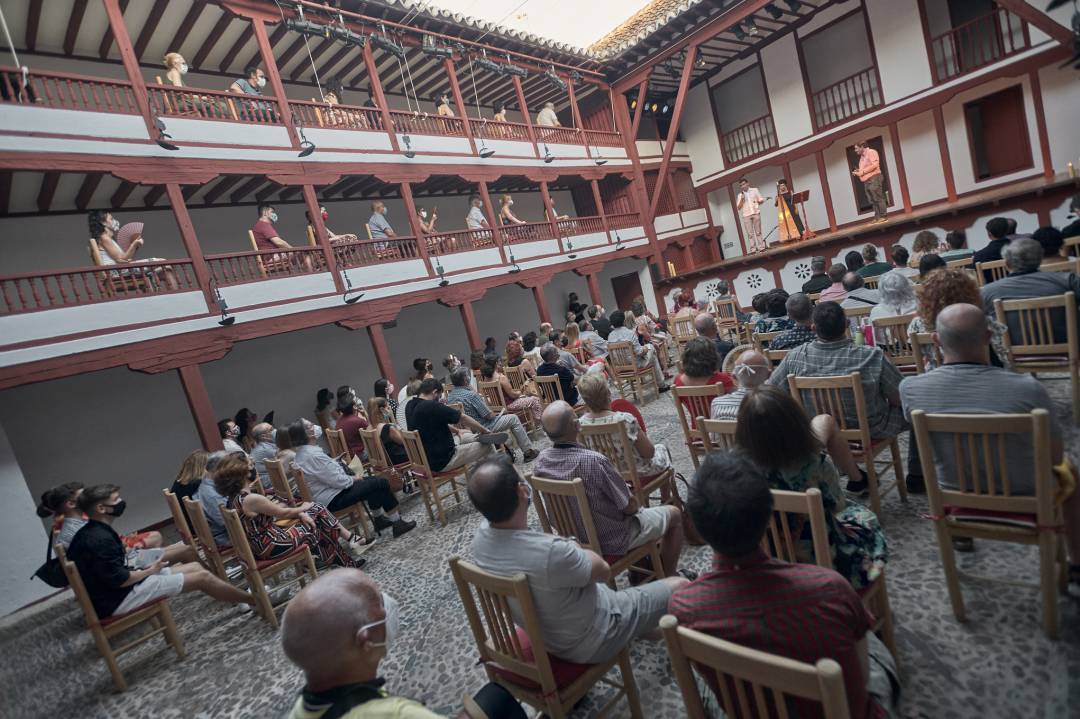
[845,470,870,498]
[658,384,672,393]
[347,535,374,560]
[951,537,975,553]
[477,432,510,445]
[905,474,926,494]
[392,518,417,538]
[372,514,394,532]
[267,585,293,605]
[522,448,539,462]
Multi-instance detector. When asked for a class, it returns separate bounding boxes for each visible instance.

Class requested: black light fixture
[153,117,179,151]
[295,120,316,157]
[502,54,529,79]
[544,67,567,92]
[661,101,670,114]
[507,248,522,274]
[435,258,449,287]
[370,30,406,59]
[565,237,577,260]
[543,144,554,163]
[342,268,364,304]
[696,54,708,69]
[570,70,582,83]
[766,3,784,20]
[421,34,454,58]
[286,18,330,39]
[784,0,803,12]
[746,18,759,36]
[614,232,624,250]
[211,281,235,326]
[474,51,505,74]
[329,23,366,48]
[733,23,748,41]
[402,134,416,158]
[478,138,495,158]
[594,156,607,166]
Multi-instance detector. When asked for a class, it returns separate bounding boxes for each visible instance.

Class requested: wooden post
[445,57,478,155]
[1028,70,1054,179]
[590,179,612,243]
[538,180,562,250]
[889,122,913,213]
[102,0,156,135]
[586,272,603,306]
[366,323,397,386]
[250,17,299,147]
[476,182,508,263]
[459,300,481,350]
[532,285,551,325]
[649,46,699,218]
[364,42,400,152]
[567,76,589,159]
[512,75,541,158]
[177,364,223,451]
[816,150,838,231]
[399,182,435,276]
[165,183,217,312]
[301,185,344,292]
[726,182,748,256]
[933,105,958,202]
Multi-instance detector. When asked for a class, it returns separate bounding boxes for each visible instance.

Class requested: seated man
[693,312,734,364]
[533,402,688,579]
[938,230,973,262]
[249,422,279,491]
[407,378,506,473]
[901,304,1080,582]
[818,263,849,302]
[1035,226,1065,263]
[889,245,919,277]
[606,310,670,392]
[801,256,832,294]
[282,568,525,719]
[839,272,880,310]
[535,343,581,405]
[289,420,415,538]
[335,391,370,461]
[446,367,538,463]
[587,304,612,339]
[769,292,816,350]
[768,301,920,492]
[196,450,233,547]
[981,237,1080,341]
[579,319,609,359]
[469,455,689,664]
[711,350,771,421]
[67,484,254,619]
[669,452,897,719]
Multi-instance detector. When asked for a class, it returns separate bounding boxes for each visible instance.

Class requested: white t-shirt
[737,188,764,217]
[466,206,487,230]
[536,107,559,126]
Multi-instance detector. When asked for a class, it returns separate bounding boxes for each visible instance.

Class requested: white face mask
[256,76,267,89]
[420,210,427,219]
[269,211,279,223]
[308,424,323,440]
[111,218,121,232]
[508,200,514,206]
[361,592,400,651]
[179,62,189,74]
[228,426,240,438]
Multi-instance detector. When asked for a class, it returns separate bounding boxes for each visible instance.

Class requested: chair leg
[159,604,187,660]
[92,627,127,692]
[617,648,645,719]
[418,479,436,522]
[1071,363,1080,427]
[1038,531,1060,639]
[864,455,882,516]
[891,438,908,503]
[934,524,966,623]
[432,480,448,527]
[873,575,898,659]
[1058,535,1069,595]
[251,571,278,628]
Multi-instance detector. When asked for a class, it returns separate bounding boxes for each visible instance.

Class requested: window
[845,136,892,214]
[963,84,1032,181]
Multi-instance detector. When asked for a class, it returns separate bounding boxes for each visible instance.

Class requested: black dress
[381,423,409,466]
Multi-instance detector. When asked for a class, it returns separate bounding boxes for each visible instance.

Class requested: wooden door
[964,84,1032,180]
[610,272,645,311]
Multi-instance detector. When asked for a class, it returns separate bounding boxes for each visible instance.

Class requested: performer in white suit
[736,177,767,253]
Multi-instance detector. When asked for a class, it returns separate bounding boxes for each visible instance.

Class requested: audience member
[214,454,369,568]
[981,237,1080,340]
[314,388,338,433]
[587,304,612,339]
[857,244,891,278]
[839,272,879,310]
[889,245,918,277]
[770,293,816,350]
[234,407,259,451]
[162,52,188,87]
[844,250,865,274]
[335,391,370,461]
[901,303,1080,576]
[908,267,1009,370]
[435,92,454,117]
[669,453,897,719]
[219,418,246,454]
[396,380,422,430]
[710,350,771,421]
[1034,226,1066,262]
[1062,194,1080,238]
[909,230,942,266]
[170,449,208,505]
[630,298,672,359]
[368,200,395,240]
[802,256,832,294]
[918,253,946,277]
[674,337,734,393]
[693,313,734,364]
[250,423,281,491]
[481,359,542,425]
[869,271,917,323]
[306,206,356,245]
[374,378,397,416]
[938,230,972,261]
[466,195,489,230]
[447,367,538,462]
[408,379,505,472]
[972,217,1012,271]
[492,101,508,122]
[67,483,253,619]
[579,319,610,360]
[196,451,233,548]
[671,291,697,319]
[483,337,499,361]
[535,101,560,127]
[535,343,581,404]
[818,263,849,302]
[229,66,275,121]
[417,205,438,234]
[365,396,408,467]
[498,194,524,225]
[504,339,536,378]
[578,373,673,477]
[537,322,554,345]
[289,420,415,537]
[88,210,175,288]
[37,482,90,550]
[768,301,922,491]
[608,310,670,392]
[251,203,295,253]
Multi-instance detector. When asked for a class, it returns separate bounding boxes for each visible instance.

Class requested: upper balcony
[926,5,1031,84]
[800,8,884,132]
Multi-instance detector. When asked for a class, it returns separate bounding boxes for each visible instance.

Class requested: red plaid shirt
[668,549,883,719]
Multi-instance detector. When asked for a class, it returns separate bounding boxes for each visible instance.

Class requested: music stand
[792,189,815,240]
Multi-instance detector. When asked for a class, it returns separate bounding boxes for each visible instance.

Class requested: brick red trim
[888,122,913,213]
[177,363,225,451]
[933,105,958,202]
[1027,70,1054,179]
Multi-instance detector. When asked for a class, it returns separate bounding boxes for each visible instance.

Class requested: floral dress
[580,411,673,477]
[766,453,887,589]
[226,491,358,568]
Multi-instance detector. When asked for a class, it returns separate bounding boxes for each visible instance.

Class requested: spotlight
[630,99,637,109]
[746,18,759,36]
[153,117,179,151]
[614,232,624,250]
[402,134,416,159]
[650,102,658,112]
[421,34,453,58]
[296,125,316,157]
[733,24,747,41]
[342,268,364,304]
[370,31,405,59]
[784,0,802,12]
[766,3,784,20]
[502,55,530,79]
[543,144,554,163]
[544,67,567,92]
[696,55,708,69]
[478,139,495,159]
[329,24,366,48]
[435,260,449,287]
[566,237,577,260]
[211,281,235,325]
[661,102,670,114]
[507,249,521,274]
[474,54,505,74]
[570,70,582,83]
[594,157,607,166]
[286,18,330,39]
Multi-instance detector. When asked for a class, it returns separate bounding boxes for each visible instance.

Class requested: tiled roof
[588,0,703,58]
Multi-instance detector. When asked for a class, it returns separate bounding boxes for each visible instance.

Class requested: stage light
[630,99,637,109]
[402,134,416,159]
[421,35,453,58]
[478,139,495,159]
[435,260,449,287]
[153,117,179,151]
[287,18,330,39]
[746,18,759,36]
[661,102,670,113]
[370,32,405,59]
[696,54,708,68]
[507,249,521,274]
[766,3,784,20]
[543,144,554,163]
[566,237,577,260]
[650,102,658,112]
[211,281,235,325]
[329,24,366,48]
[502,55,530,79]
[733,24,747,41]
[341,269,364,304]
[474,54,505,74]
[595,157,607,166]
[784,0,802,12]
[544,68,567,92]
[297,127,316,157]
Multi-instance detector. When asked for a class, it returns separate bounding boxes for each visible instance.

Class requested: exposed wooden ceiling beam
[274,36,309,76]
[308,44,354,83]
[255,183,281,202]
[110,180,136,208]
[64,0,89,57]
[241,23,288,75]
[290,37,336,81]
[26,0,43,53]
[182,184,201,201]
[75,172,104,210]
[278,186,304,202]
[166,1,207,56]
[230,177,267,204]
[36,172,60,213]
[218,25,251,72]
[133,0,169,62]
[143,185,167,207]
[193,12,232,69]
[203,175,243,204]
[98,0,130,59]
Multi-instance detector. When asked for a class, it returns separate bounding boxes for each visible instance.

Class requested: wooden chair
[450,556,644,719]
[862,275,881,290]
[1042,257,1080,274]
[325,427,350,462]
[359,426,413,487]
[183,496,239,582]
[504,364,528,392]
[292,468,373,539]
[671,315,697,353]
[162,489,196,553]
[607,341,659,403]
[911,408,1068,638]
[993,292,1080,425]
[1065,235,1080,258]
[670,384,724,469]
[220,506,318,629]
[578,420,675,508]
[527,474,665,588]
[751,330,782,355]
[844,304,872,332]
[264,458,298,504]
[910,331,941,374]
[945,256,974,270]
[248,230,290,277]
[697,417,739,453]
[712,297,742,341]
[400,429,468,526]
[56,544,186,692]
[660,614,852,719]
[532,374,585,415]
[88,237,150,297]
[787,372,908,516]
[975,258,1008,287]
[808,292,822,303]
[870,313,918,374]
[763,488,897,656]
[478,379,536,433]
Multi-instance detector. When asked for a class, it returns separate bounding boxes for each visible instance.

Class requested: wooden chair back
[787,373,872,449]
[263,458,296,504]
[606,341,641,374]
[56,543,107,627]
[761,488,833,568]
[993,291,1077,361]
[478,379,507,411]
[1065,235,1080,258]
[751,330,782,354]
[975,258,1007,287]
[577,420,645,489]
[871,313,917,371]
[88,237,148,296]
[697,417,739,453]
[910,331,942,374]
[306,225,318,247]
[1041,257,1080,274]
[808,292,822,303]
[182,496,233,579]
[248,229,270,277]
[671,383,724,438]
[359,427,392,473]
[526,474,598,549]
[945,257,974,270]
[532,374,565,407]
[660,614,852,719]
[399,429,435,475]
[844,303,872,328]
[671,316,696,348]
[162,489,195,548]
[292,468,315,503]
[862,275,881,290]
[504,364,527,392]
[220,504,260,570]
[712,297,740,329]
[326,427,351,462]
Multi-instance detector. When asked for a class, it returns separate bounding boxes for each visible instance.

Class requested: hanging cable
[0,2,28,91]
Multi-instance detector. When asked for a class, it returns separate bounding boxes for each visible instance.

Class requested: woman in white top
[89,210,177,289]
[576,373,672,477]
[499,194,525,225]
[869,271,917,322]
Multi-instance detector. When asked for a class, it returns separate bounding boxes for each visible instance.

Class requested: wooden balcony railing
[472,118,532,142]
[810,66,883,131]
[426,228,498,254]
[606,212,641,230]
[584,129,624,148]
[564,216,605,236]
[930,8,1028,83]
[535,126,583,145]
[291,99,384,132]
[333,236,420,268]
[148,84,281,125]
[500,221,556,245]
[388,109,466,137]
[0,66,140,115]
[722,114,778,165]
[0,260,198,315]
[205,248,327,286]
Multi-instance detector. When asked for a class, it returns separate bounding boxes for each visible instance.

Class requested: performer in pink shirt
[852,140,887,224]
[735,177,768,254]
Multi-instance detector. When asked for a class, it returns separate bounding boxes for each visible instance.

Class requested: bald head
[281,569,383,683]
[694,312,717,337]
[252,422,274,443]
[541,401,578,443]
[935,304,991,363]
[842,272,864,292]
[733,350,771,388]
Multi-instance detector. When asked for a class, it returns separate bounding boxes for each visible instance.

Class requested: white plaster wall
[543,270,592,324]
[760,33,813,146]
[1038,64,1080,174]
[597,258,651,312]
[964,208,1040,253]
[682,82,725,184]
[896,111,948,207]
[789,154,827,233]
[472,283,542,348]
[864,0,933,102]
[822,124,900,226]
[385,300,472,370]
[711,66,770,131]
[732,267,777,308]
[709,189,743,259]
[0,424,54,617]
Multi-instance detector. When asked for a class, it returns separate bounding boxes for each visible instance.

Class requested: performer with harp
[775,178,807,243]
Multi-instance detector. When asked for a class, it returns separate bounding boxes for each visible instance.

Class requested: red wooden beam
[26,0,43,53]
[242,22,288,75]
[995,0,1074,45]
[218,27,252,72]
[166,1,207,56]
[649,46,699,219]
[0,171,11,216]
[64,0,89,57]
[366,324,397,386]
[251,18,300,148]
[36,172,60,213]
[177,364,224,451]
[363,42,400,152]
[932,105,957,203]
[889,122,913,214]
[74,172,104,210]
[1028,70,1055,180]
[301,184,344,292]
[630,75,649,141]
[165,183,216,312]
[133,0,168,61]
[815,150,837,232]
[192,12,232,69]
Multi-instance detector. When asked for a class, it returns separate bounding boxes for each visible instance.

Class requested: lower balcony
[809,66,884,132]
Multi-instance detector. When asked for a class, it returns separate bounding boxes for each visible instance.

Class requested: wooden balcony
[333,236,422,268]
[204,248,328,287]
[606,212,642,230]
[930,8,1029,84]
[0,67,140,115]
[721,114,778,166]
[500,221,556,244]
[810,66,884,132]
[290,99,384,132]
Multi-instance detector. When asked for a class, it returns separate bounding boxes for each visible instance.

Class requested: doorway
[610,271,645,311]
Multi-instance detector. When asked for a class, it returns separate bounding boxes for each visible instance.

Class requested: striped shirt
[532,443,632,556]
[668,550,882,719]
[446,387,495,428]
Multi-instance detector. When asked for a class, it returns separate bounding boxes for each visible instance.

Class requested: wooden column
[610,90,666,274]
[680,243,694,273]
[301,185,344,292]
[665,171,681,223]
[164,183,217,312]
[177,364,223,451]
[648,45,699,218]
[726,182,748,256]
[512,75,541,158]
[1028,70,1054,179]
[250,17,299,147]
[366,323,397,385]
[815,150,838,231]
[889,122,913,213]
[698,190,722,262]
[476,182,508,263]
[538,180,562,249]
[585,272,603,306]
[590,179,612,243]
[567,77,589,159]
[102,0,156,135]
[459,300,481,350]
[445,57,478,155]
[933,105,957,202]
[363,43,400,152]
[532,285,551,325]
[398,182,435,276]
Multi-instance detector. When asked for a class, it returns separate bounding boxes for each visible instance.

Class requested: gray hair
[878,271,915,312]
[810,256,827,272]
[450,366,471,387]
[205,450,230,472]
[714,279,729,296]
[1003,237,1043,273]
[539,342,560,362]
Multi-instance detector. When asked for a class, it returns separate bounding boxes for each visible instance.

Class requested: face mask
[508,200,514,206]
[269,211,279,223]
[419,211,427,219]
[104,499,127,517]
[256,76,267,89]
[228,426,240,438]
[179,63,189,74]
[321,211,329,221]
[309,424,323,440]
[361,592,400,650]
[111,218,121,232]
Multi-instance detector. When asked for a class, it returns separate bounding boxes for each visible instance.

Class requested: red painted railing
[333,237,420,268]
[500,221,556,245]
[0,260,198,315]
[722,114,778,165]
[471,118,532,142]
[0,66,140,115]
[425,228,498,254]
[205,248,327,286]
[290,99,384,132]
[564,216,605,236]
[810,66,883,131]
[930,8,1027,83]
[388,109,466,137]
[584,129,624,148]
[606,212,641,230]
[148,84,281,125]
[535,126,583,145]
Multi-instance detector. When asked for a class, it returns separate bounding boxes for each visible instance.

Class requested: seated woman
[366,396,409,466]
[907,268,1010,369]
[170,449,209,515]
[492,101,507,123]
[213,453,368,567]
[373,378,398,418]
[306,206,357,245]
[908,230,944,267]
[314,388,338,433]
[674,337,735,393]
[480,358,542,424]
[734,386,887,590]
[162,52,187,87]
[89,210,177,290]
[869,271,917,345]
[417,206,438,234]
[499,194,525,225]
[435,93,455,117]
[520,332,543,371]
[670,291,697,319]
[504,339,537,380]
[630,298,672,363]
[577,373,672,477]
[753,288,794,333]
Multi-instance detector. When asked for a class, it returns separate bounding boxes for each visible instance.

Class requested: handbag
[673,472,706,546]
[32,533,69,588]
